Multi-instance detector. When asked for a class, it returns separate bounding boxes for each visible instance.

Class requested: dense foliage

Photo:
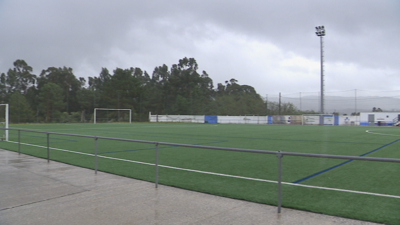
[0,58,307,123]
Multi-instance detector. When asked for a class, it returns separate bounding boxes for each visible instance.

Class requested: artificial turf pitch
[1,123,400,224]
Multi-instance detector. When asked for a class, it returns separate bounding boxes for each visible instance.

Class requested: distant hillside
[269,95,400,115]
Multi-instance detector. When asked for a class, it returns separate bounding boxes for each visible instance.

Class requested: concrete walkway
[0,149,380,225]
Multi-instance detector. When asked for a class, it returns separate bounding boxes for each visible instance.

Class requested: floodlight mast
[315,26,325,114]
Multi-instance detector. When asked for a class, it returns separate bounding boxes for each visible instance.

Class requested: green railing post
[95,137,98,174]
[18,130,21,155]
[47,133,50,162]
[155,143,159,188]
[277,151,283,213]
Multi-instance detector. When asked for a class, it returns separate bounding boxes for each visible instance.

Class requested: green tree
[38,83,65,122]
[168,57,214,114]
[372,107,383,112]
[87,68,111,107]
[1,57,283,122]
[148,64,171,114]
[214,79,265,116]
[267,102,303,115]
[99,68,142,121]
[131,67,150,121]
[38,67,83,114]
[9,92,35,123]
[5,60,36,94]
[76,88,96,122]
[0,73,6,103]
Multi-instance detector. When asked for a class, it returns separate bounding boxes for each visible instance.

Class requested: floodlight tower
[315,25,325,114]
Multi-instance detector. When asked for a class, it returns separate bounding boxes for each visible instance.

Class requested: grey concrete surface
[0,149,380,225]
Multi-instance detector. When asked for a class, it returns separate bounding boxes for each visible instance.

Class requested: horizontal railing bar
[2,128,400,163]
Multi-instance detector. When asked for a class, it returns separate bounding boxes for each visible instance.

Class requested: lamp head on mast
[315,26,325,36]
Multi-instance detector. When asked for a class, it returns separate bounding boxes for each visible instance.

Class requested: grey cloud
[0,0,399,97]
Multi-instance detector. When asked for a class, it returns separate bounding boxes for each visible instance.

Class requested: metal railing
[1,127,400,213]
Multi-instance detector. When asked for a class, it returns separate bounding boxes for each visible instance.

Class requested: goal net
[94,108,132,124]
[0,104,9,141]
[302,114,334,125]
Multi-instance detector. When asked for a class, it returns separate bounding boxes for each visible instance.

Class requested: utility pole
[279,92,281,115]
[355,89,357,115]
[315,26,326,114]
[299,92,302,111]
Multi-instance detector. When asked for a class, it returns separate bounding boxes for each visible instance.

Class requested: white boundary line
[13,124,206,132]
[366,130,400,137]
[6,140,400,199]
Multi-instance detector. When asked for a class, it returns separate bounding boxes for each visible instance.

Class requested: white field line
[366,130,400,137]
[12,124,206,132]
[11,127,136,132]
[6,140,400,200]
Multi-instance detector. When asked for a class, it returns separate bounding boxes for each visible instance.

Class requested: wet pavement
[0,149,380,225]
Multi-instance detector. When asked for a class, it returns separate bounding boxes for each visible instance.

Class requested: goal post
[0,104,9,141]
[94,108,132,124]
[302,114,334,125]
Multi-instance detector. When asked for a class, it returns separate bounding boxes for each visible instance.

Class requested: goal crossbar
[94,108,132,124]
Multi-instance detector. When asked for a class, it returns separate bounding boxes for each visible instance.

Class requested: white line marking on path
[6,140,400,200]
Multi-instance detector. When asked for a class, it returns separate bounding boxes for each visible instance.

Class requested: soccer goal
[0,104,9,141]
[93,108,132,124]
[302,114,334,125]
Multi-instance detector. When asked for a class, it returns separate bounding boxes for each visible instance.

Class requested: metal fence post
[47,133,50,162]
[277,151,283,213]
[18,130,21,155]
[95,137,98,174]
[155,143,159,188]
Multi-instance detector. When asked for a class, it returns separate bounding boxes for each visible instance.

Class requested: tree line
[0,58,311,123]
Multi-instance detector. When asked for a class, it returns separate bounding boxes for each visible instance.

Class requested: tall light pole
[315,25,325,114]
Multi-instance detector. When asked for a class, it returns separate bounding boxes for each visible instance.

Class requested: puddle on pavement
[8,159,27,163]
[13,165,30,169]
[46,167,73,172]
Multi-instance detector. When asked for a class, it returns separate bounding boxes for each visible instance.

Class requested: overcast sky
[1,0,399,100]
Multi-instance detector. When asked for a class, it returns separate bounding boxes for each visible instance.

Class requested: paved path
[0,149,380,225]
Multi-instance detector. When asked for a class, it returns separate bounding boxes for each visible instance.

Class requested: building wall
[337,115,359,126]
[359,112,400,126]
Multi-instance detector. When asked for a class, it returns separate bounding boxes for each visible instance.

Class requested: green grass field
[1,123,400,224]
